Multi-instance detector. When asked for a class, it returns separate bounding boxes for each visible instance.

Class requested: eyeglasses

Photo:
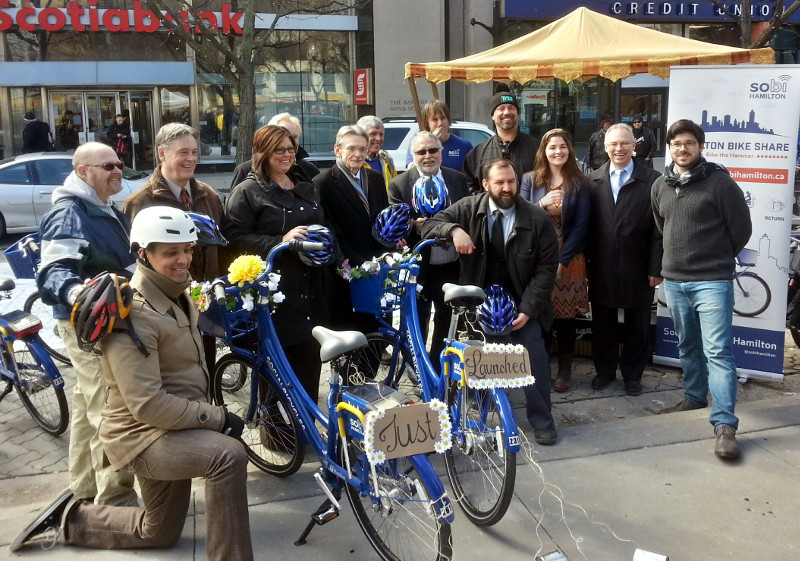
[414,147,440,156]
[632,120,643,124]
[606,142,632,148]
[669,141,698,149]
[274,146,297,155]
[87,162,124,171]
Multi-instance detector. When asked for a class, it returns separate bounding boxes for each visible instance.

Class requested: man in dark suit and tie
[388,131,469,365]
[586,123,663,395]
[314,125,389,332]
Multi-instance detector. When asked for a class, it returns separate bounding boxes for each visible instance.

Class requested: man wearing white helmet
[36,142,138,508]
[13,207,253,561]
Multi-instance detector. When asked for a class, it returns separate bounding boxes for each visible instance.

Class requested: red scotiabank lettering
[0,1,243,33]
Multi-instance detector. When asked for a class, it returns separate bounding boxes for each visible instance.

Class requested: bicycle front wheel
[341,440,453,561]
[23,292,71,365]
[13,337,69,436]
[445,385,516,526]
[733,272,771,317]
[212,353,303,476]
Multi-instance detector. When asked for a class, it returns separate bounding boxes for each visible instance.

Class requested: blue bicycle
[340,239,522,527]
[0,278,69,436]
[205,241,454,561]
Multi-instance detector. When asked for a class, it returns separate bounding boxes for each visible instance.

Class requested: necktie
[180,187,193,211]
[491,210,505,256]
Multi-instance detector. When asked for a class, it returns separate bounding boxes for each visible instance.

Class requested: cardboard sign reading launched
[367,402,443,460]
[461,345,533,388]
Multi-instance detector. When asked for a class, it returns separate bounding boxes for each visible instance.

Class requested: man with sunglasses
[462,91,540,194]
[36,142,139,507]
[652,119,752,460]
[631,115,657,168]
[389,132,469,363]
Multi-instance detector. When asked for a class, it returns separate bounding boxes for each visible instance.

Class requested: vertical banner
[654,65,800,382]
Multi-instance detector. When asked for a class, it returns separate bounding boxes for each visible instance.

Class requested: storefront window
[9,87,44,154]
[3,31,186,63]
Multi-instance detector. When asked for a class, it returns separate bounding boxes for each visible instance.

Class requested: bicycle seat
[442,283,485,308]
[0,279,15,292]
[312,326,368,362]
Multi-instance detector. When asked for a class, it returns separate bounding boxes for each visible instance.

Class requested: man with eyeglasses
[586,123,662,397]
[462,91,540,194]
[631,115,657,168]
[389,131,469,363]
[652,119,751,461]
[36,142,139,507]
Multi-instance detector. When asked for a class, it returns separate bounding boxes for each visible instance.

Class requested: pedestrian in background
[631,115,657,168]
[55,110,80,150]
[105,114,132,167]
[406,100,473,171]
[653,119,752,460]
[585,119,611,172]
[586,123,662,396]
[520,129,590,393]
[22,111,52,153]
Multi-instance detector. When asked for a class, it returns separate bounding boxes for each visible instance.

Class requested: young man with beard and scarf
[421,159,560,445]
[652,119,752,461]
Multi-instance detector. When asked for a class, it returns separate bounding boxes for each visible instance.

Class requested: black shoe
[624,380,643,396]
[591,373,615,390]
[659,398,705,414]
[534,428,557,445]
[10,489,73,551]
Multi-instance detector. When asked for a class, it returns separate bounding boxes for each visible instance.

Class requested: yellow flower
[228,255,266,287]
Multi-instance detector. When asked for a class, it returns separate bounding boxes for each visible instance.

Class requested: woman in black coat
[106,114,133,167]
[222,125,329,403]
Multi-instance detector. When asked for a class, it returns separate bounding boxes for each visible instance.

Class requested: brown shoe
[553,353,573,393]
[714,425,741,460]
[659,398,705,414]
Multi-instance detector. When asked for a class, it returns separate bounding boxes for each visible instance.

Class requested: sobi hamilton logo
[749,75,791,100]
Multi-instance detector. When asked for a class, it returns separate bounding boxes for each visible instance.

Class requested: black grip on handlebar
[289,240,324,252]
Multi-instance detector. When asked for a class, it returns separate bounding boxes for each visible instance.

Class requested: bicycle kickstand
[0,381,13,404]
[293,496,341,546]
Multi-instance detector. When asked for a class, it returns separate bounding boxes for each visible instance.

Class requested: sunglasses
[500,141,511,159]
[88,162,125,171]
[632,120,643,124]
[414,147,440,156]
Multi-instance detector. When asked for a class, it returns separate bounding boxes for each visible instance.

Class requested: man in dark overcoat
[586,123,662,396]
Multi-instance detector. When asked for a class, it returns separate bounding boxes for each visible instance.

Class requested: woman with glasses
[222,125,333,404]
[520,128,590,392]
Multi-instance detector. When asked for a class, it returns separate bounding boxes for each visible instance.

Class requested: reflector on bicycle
[1,310,43,338]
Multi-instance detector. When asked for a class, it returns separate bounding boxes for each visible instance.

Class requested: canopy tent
[403,7,774,119]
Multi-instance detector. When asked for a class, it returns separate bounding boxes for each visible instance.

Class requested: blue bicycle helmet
[412,175,450,218]
[478,284,517,337]
[186,212,228,246]
[299,224,336,266]
[373,203,412,247]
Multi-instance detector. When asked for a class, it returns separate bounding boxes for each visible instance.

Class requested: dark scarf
[663,157,728,188]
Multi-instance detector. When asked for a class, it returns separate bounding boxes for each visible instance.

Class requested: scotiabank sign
[0,0,246,33]
[354,69,371,105]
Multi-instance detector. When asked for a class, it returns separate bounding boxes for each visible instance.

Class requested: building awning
[0,61,195,86]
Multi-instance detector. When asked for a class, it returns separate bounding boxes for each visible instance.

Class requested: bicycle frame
[211,242,454,523]
[0,306,65,392]
[371,239,521,453]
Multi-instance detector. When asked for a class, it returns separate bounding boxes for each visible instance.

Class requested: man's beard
[489,190,517,210]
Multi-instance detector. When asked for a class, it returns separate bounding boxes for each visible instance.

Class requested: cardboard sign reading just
[367,402,447,461]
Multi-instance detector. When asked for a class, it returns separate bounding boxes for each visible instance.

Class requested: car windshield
[383,127,411,151]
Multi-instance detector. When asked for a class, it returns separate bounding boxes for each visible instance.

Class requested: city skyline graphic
[701,109,776,135]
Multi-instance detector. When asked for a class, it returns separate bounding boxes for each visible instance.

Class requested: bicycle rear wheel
[13,337,69,436]
[23,292,71,365]
[343,332,419,397]
[733,272,771,317]
[445,385,516,526]
[341,439,453,561]
[212,353,303,476]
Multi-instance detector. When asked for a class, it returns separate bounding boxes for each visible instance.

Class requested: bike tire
[13,337,69,436]
[212,353,303,476]
[341,439,453,561]
[733,272,771,317]
[23,292,72,365]
[342,332,419,397]
[789,291,800,347]
[444,384,516,526]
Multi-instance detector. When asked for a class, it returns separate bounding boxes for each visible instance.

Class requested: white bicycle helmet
[130,206,198,251]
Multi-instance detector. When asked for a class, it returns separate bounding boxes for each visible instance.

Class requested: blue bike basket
[3,233,41,279]
[348,262,411,315]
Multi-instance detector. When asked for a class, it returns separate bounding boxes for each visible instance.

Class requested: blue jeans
[663,280,739,429]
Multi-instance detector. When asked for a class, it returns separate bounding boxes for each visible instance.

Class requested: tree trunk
[235,0,257,165]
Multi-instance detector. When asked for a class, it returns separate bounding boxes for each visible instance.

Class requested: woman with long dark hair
[520,129,590,392]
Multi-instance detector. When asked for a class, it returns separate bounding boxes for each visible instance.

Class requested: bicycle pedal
[312,506,340,525]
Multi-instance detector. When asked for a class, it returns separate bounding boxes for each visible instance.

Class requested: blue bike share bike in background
[203,240,454,561]
[340,238,525,527]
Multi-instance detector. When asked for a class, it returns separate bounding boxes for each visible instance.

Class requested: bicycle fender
[490,388,521,453]
[409,454,455,524]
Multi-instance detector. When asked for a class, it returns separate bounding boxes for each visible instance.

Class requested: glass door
[620,88,668,156]
[49,92,84,150]
[85,93,119,142]
[128,91,154,170]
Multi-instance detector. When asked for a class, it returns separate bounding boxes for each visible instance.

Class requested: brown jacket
[98,264,225,470]
[123,166,225,281]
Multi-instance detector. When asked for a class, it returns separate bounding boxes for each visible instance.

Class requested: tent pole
[408,77,424,126]
[430,82,439,100]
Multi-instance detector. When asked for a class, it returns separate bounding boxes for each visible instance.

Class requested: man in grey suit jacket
[389,132,469,365]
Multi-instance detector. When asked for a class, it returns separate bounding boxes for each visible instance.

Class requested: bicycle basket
[3,233,41,279]
[349,262,410,315]
[737,247,757,267]
[198,295,256,343]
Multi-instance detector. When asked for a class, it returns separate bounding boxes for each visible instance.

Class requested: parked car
[0,152,149,238]
[382,118,494,171]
